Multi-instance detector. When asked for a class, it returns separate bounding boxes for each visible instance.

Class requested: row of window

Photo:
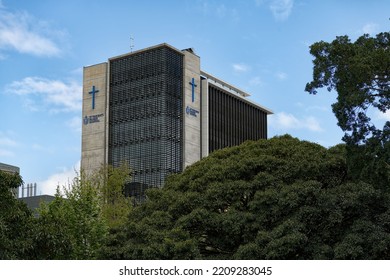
[110,48,182,84]
[208,85,268,152]
[109,96,181,123]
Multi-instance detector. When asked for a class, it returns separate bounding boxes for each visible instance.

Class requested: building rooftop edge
[200,70,273,114]
[81,43,273,115]
[0,162,20,173]
[108,43,184,61]
[83,61,107,68]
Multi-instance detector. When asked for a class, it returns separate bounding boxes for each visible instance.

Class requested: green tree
[34,175,108,259]
[91,163,133,229]
[305,32,390,145]
[305,32,390,186]
[33,164,132,259]
[0,170,35,259]
[101,136,390,259]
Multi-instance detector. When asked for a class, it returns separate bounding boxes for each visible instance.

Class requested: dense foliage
[32,165,132,259]
[3,136,390,259]
[0,171,34,259]
[305,31,390,188]
[100,135,390,259]
[305,32,390,146]
[33,176,108,259]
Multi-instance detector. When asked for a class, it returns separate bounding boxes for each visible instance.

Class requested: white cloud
[197,1,239,21]
[275,71,288,80]
[269,0,293,21]
[375,110,390,121]
[233,63,250,73]
[256,0,294,21]
[360,23,379,35]
[66,116,82,133]
[269,111,323,132]
[0,149,14,157]
[0,131,18,157]
[0,136,17,147]
[249,76,264,86]
[6,77,82,112]
[0,7,62,57]
[38,161,80,196]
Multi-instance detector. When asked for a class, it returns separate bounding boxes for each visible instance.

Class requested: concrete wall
[81,63,108,175]
[183,50,201,168]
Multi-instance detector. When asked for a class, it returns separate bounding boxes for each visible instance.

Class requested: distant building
[19,195,56,217]
[0,163,55,215]
[0,162,20,198]
[81,43,273,200]
[18,183,56,216]
[20,183,37,198]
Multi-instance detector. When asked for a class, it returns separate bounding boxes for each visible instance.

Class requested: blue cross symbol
[189,77,197,103]
[89,85,99,110]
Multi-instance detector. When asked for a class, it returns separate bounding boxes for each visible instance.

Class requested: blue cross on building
[189,77,197,103]
[89,85,99,110]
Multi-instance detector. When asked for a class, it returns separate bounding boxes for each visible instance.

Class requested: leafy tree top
[305,32,390,145]
[101,136,390,260]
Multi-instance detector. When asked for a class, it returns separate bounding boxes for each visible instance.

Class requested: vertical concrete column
[183,50,201,168]
[81,63,108,175]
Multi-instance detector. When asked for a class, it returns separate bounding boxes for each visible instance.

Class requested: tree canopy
[305,31,390,186]
[33,164,132,259]
[33,175,108,259]
[100,135,390,259]
[305,32,390,145]
[0,170,35,259]
[3,136,390,259]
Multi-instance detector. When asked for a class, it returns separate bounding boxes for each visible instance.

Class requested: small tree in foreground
[34,175,107,259]
[0,170,34,259]
[34,164,132,259]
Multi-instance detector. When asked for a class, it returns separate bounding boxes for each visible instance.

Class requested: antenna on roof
[130,36,134,52]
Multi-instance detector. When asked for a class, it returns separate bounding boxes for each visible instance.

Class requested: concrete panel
[183,50,201,168]
[81,63,107,175]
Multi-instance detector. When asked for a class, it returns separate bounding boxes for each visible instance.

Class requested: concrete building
[81,43,272,199]
[18,183,55,216]
[19,195,56,217]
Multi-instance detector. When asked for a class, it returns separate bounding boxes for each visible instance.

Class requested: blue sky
[0,0,389,195]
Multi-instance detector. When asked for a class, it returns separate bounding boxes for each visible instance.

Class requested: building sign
[83,113,104,125]
[186,106,199,117]
[189,77,197,103]
[89,85,99,110]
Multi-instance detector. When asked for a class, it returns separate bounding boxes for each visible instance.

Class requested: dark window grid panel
[108,46,183,188]
[128,153,181,175]
[109,115,183,147]
[110,80,166,104]
[109,88,181,123]
[110,54,182,86]
[208,85,268,153]
[109,141,183,175]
